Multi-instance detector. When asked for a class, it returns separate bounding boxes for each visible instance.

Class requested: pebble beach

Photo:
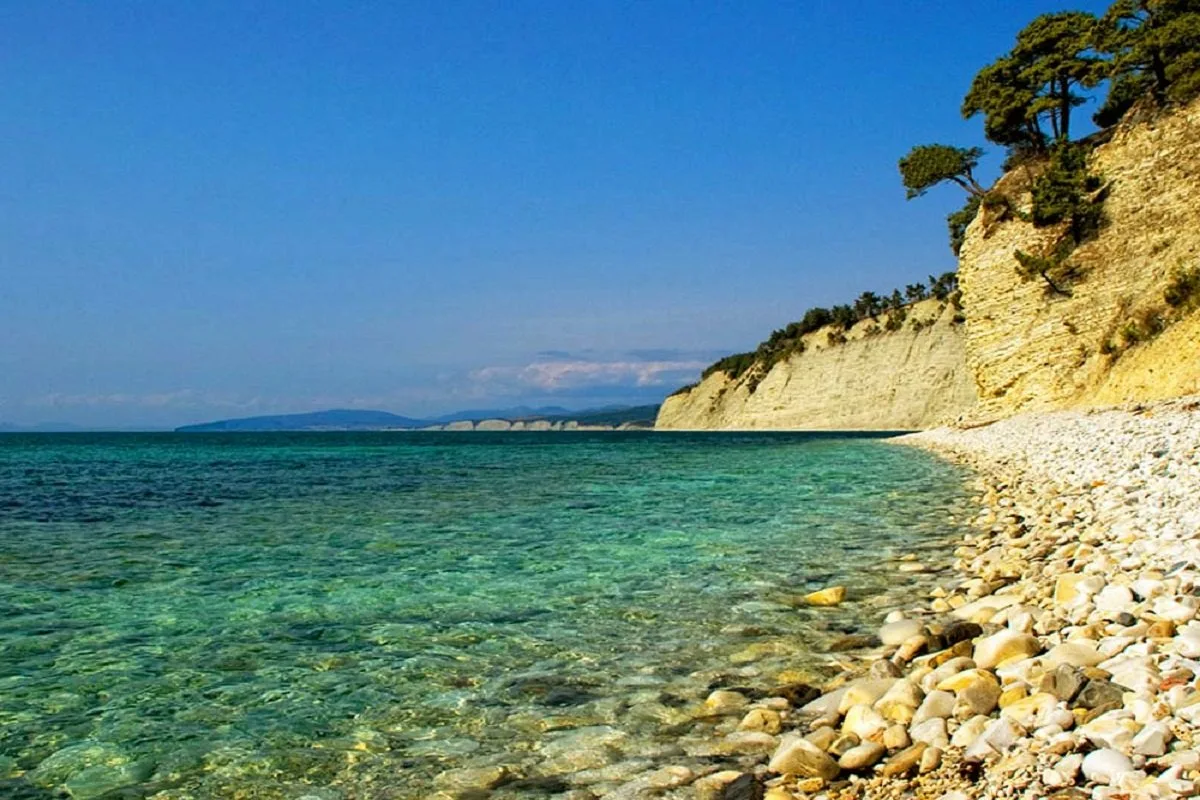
[674,395,1200,800]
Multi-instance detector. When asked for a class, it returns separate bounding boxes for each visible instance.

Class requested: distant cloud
[470,355,708,394]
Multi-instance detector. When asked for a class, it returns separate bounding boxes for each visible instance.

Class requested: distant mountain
[175,404,662,433]
[175,409,426,432]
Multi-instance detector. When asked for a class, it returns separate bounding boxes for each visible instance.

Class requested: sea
[0,431,974,799]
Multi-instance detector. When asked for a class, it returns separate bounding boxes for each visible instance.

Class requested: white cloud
[470,357,707,392]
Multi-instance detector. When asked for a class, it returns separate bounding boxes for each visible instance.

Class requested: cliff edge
[656,300,978,430]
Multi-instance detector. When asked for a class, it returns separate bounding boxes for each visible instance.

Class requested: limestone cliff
[660,97,1200,431]
[656,300,978,430]
[958,97,1200,417]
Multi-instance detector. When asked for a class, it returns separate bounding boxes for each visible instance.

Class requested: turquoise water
[0,432,972,799]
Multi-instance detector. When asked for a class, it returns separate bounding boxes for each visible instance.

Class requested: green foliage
[899,145,986,199]
[830,305,857,330]
[854,291,882,320]
[884,307,908,331]
[1010,143,1103,301]
[1164,264,1200,308]
[948,195,983,256]
[1029,142,1105,243]
[929,271,960,301]
[1094,72,1153,126]
[964,12,1106,149]
[1014,242,1086,296]
[701,352,757,381]
[692,272,960,393]
[1098,0,1200,107]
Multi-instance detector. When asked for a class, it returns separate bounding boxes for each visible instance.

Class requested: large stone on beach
[1054,574,1105,607]
[880,742,927,777]
[838,741,886,771]
[718,772,764,800]
[1080,713,1140,750]
[1041,664,1086,702]
[1081,748,1134,785]
[1095,585,1135,613]
[933,621,983,651]
[972,630,1042,669]
[1041,642,1104,669]
[836,679,897,714]
[842,704,888,741]
[805,586,846,606]
[767,736,840,781]
[738,708,782,734]
[1000,692,1058,729]
[1074,679,1126,711]
[912,690,956,724]
[879,619,925,646]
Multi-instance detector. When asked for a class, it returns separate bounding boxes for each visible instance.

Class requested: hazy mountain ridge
[173,405,660,432]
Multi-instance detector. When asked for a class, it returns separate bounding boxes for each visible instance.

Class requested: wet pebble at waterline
[0,431,974,798]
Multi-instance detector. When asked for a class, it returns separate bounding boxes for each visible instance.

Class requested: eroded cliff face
[656,300,978,430]
[659,99,1200,431]
[958,98,1200,417]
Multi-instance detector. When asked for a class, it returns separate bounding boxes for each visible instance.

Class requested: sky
[0,0,1111,429]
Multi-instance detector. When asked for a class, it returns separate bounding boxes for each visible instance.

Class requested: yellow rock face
[655,299,977,431]
[957,96,1200,417]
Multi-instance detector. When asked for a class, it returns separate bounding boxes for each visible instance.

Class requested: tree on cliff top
[898,145,986,199]
[1098,0,1200,108]
[964,11,1106,149]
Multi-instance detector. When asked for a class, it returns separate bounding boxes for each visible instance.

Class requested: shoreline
[734,395,1200,799]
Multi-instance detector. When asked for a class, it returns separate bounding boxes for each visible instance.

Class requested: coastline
[742,395,1200,799]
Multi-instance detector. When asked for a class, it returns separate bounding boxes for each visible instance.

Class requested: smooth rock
[1131,720,1171,756]
[973,630,1042,669]
[912,690,955,724]
[738,708,782,734]
[767,736,839,781]
[1081,748,1135,785]
[1075,679,1126,711]
[879,619,925,647]
[880,742,927,777]
[805,586,846,606]
[1042,642,1105,669]
[841,704,888,741]
[838,741,886,771]
[705,690,750,715]
[883,724,911,750]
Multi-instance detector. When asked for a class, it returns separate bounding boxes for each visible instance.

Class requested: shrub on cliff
[947,195,983,256]
[899,145,987,199]
[1029,142,1106,241]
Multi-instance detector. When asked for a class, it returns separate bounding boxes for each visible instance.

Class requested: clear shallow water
[0,432,973,799]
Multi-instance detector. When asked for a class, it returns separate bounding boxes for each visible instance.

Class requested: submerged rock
[804,586,847,606]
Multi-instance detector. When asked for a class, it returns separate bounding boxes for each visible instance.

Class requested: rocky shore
[728,395,1200,800]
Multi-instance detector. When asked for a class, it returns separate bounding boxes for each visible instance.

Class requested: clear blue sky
[1,1,1109,428]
